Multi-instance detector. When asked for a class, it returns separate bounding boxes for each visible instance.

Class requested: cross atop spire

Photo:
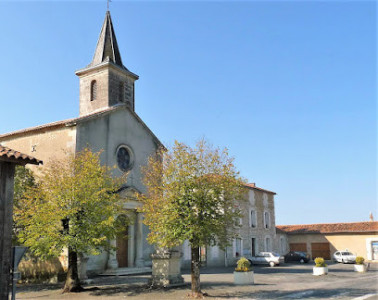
[88,11,127,70]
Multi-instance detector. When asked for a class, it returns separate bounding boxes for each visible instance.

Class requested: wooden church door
[116,228,128,267]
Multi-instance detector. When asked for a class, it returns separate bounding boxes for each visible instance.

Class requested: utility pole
[0,162,15,300]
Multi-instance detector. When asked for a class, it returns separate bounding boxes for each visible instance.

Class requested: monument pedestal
[78,255,89,281]
[150,249,184,287]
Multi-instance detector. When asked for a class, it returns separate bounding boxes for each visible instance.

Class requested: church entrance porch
[101,212,148,275]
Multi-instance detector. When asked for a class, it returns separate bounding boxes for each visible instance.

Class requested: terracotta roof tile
[244,182,276,195]
[0,145,42,165]
[276,222,378,234]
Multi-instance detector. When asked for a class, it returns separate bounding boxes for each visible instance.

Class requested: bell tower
[76,11,138,116]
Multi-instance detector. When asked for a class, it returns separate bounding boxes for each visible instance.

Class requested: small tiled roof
[244,182,276,195]
[0,145,42,165]
[277,222,378,234]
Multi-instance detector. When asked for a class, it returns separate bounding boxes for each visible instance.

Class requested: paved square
[17,262,378,299]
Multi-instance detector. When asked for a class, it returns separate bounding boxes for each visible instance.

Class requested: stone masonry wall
[0,126,77,175]
[79,68,110,116]
[78,65,136,116]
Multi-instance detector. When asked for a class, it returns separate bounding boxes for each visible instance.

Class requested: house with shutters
[181,183,282,268]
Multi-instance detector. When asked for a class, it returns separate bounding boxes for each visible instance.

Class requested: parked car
[246,252,284,267]
[284,251,310,263]
[333,250,356,263]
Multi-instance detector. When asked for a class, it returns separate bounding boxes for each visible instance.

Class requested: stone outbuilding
[277,221,378,261]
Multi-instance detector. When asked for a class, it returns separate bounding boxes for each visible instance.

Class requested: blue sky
[0,1,376,225]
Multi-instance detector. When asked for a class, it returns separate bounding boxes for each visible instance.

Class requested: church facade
[0,11,281,274]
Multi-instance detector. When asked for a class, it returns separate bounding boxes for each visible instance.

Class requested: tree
[14,165,36,205]
[138,140,245,297]
[13,165,37,243]
[15,149,127,292]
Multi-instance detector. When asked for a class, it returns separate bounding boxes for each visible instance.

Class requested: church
[0,11,162,275]
[0,11,281,276]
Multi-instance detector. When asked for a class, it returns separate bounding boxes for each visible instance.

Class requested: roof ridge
[244,182,276,194]
[0,105,165,149]
[277,221,378,227]
[0,106,120,139]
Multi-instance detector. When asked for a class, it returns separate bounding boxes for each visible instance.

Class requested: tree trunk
[190,245,202,297]
[63,248,83,293]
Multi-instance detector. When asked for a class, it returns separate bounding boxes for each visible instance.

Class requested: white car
[247,252,284,267]
[333,251,356,263]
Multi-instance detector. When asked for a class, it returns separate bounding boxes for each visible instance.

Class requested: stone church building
[0,11,162,274]
[0,11,281,275]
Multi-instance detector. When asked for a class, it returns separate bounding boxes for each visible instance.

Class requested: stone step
[100,267,152,276]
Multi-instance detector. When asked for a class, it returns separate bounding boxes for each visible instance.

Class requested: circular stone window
[116,145,133,172]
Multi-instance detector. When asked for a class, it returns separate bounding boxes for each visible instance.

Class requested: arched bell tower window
[90,80,97,101]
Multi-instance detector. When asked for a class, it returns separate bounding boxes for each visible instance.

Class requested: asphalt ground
[16,262,378,300]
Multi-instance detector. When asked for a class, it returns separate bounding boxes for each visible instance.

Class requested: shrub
[355,257,365,265]
[18,252,65,283]
[314,257,327,267]
[235,257,251,272]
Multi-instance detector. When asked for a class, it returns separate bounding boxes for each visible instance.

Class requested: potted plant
[234,257,254,285]
[313,257,328,276]
[354,256,366,273]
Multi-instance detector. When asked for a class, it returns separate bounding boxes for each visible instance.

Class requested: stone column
[107,239,119,270]
[135,212,145,267]
[128,222,135,267]
[0,162,15,300]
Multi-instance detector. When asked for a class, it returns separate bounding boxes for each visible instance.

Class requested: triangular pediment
[118,185,141,200]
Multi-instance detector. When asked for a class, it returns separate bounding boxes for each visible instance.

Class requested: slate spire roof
[89,11,127,70]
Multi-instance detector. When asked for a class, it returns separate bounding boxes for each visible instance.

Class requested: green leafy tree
[15,149,127,292]
[14,165,36,205]
[13,165,37,243]
[138,140,245,297]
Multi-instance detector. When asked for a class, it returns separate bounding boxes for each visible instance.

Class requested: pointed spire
[89,11,126,69]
